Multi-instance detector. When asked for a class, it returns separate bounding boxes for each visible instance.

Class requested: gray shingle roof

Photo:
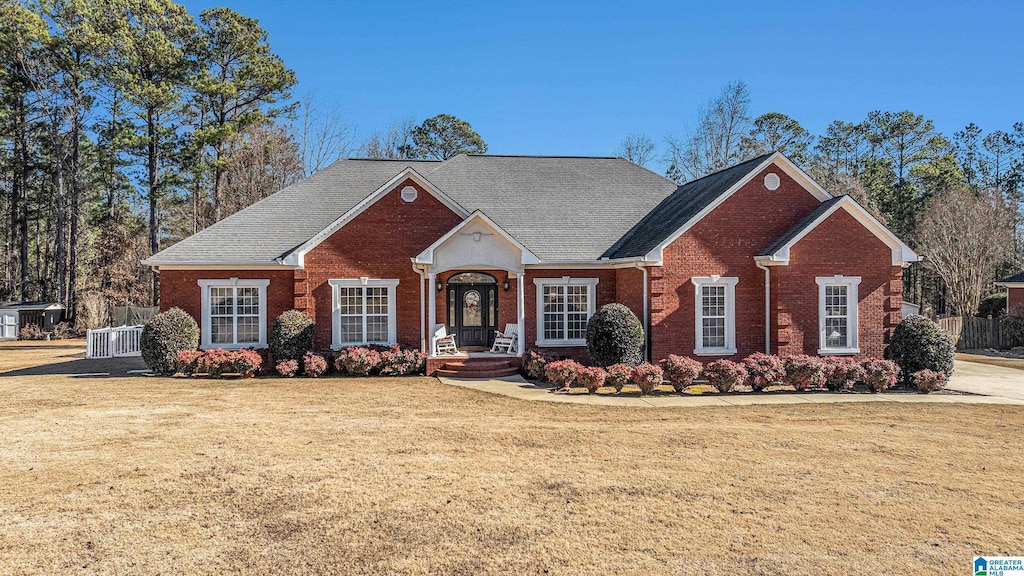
[757,195,847,257]
[998,272,1024,283]
[147,155,678,264]
[603,154,774,259]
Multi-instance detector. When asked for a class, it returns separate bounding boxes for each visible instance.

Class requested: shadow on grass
[0,356,147,378]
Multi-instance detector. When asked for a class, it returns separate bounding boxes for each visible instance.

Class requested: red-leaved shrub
[545,359,581,389]
[861,358,899,393]
[303,352,328,378]
[176,350,202,375]
[176,349,262,377]
[660,355,702,392]
[524,350,551,380]
[632,363,664,395]
[276,359,299,377]
[334,347,382,376]
[232,349,263,377]
[606,363,633,393]
[785,355,826,391]
[379,345,426,376]
[703,359,747,393]
[823,356,865,391]
[577,367,607,393]
[912,369,947,393]
[742,353,785,391]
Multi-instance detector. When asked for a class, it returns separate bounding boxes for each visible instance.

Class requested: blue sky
[182,0,1023,161]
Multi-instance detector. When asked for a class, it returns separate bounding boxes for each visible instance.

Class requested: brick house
[144,152,918,373]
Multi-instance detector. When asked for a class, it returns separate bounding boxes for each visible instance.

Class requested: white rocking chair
[432,324,459,355]
[490,323,519,354]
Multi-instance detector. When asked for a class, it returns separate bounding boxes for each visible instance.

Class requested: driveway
[948,359,1024,400]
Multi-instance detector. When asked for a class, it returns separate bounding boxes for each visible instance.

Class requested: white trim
[413,210,540,268]
[197,278,270,350]
[644,153,832,263]
[282,168,470,267]
[533,276,599,347]
[757,196,920,267]
[147,263,297,270]
[691,276,738,356]
[329,278,400,349]
[816,275,861,355]
[995,282,1024,288]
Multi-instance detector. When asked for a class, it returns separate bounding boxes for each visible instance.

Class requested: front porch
[425,351,523,378]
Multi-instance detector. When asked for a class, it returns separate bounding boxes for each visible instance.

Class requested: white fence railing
[86,325,144,359]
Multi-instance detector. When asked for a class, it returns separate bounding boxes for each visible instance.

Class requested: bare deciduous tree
[916,188,1014,316]
[358,117,417,159]
[293,92,355,176]
[220,122,304,217]
[665,81,752,183]
[616,133,655,167]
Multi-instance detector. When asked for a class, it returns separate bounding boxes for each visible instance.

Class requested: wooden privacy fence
[86,325,144,359]
[937,316,1006,350]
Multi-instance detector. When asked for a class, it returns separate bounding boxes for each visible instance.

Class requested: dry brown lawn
[1,341,1022,575]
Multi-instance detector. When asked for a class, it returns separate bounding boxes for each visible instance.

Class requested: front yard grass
[1,341,1022,575]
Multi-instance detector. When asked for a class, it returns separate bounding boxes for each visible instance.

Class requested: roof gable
[414,210,540,272]
[756,195,920,266]
[605,152,832,261]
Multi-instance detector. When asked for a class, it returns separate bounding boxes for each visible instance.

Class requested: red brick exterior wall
[302,179,465,350]
[1008,288,1024,313]
[772,209,902,358]
[158,268,297,342]
[649,166,821,361]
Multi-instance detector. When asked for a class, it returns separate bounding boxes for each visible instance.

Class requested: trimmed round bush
[546,359,582,389]
[577,367,607,393]
[912,369,947,393]
[742,353,785,392]
[888,314,954,385]
[704,359,747,393]
[823,356,865,391]
[140,307,200,375]
[861,358,898,393]
[661,355,702,393]
[523,350,552,380]
[632,362,664,395]
[303,352,328,378]
[606,364,633,393]
[784,355,826,391]
[585,303,644,367]
[269,310,314,363]
[277,359,299,377]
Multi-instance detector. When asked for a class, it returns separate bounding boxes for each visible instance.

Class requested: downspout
[755,261,771,354]
[635,262,650,361]
[413,263,427,353]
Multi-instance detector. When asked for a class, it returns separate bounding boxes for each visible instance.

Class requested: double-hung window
[691,276,738,355]
[198,279,270,349]
[330,278,399,348]
[533,277,598,346]
[816,275,860,354]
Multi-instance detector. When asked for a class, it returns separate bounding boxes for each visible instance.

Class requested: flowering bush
[379,345,427,376]
[632,363,664,395]
[784,355,827,391]
[334,347,382,376]
[232,349,263,377]
[577,367,607,393]
[176,350,202,375]
[545,359,581,389]
[276,359,299,377]
[195,348,235,376]
[703,359,748,393]
[861,358,899,393]
[912,369,947,393]
[303,352,328,378]
[524,350,552,380]
[823,356,865,391]
[660,355,702,393]
[742,353,785,392]
[606,363,633,393]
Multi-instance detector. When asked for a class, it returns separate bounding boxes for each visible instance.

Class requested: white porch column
[428,273,437,355]
[516,271,525,356]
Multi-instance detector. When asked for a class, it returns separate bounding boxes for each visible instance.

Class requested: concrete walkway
[946,359,1024,400]
[438,365,1024,408]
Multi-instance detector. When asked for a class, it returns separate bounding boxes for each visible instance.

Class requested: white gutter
[634,262,650,361]
[755,261,771,354]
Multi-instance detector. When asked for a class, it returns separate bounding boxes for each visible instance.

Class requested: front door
[447,273,499,348]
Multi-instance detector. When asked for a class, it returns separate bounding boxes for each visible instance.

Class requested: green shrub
[140,307,200,375]
[268,310,314,363]
[585,303,644,367]
[888,314,954,385]
[976,293,1006,318]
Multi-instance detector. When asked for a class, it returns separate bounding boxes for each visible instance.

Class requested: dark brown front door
[450,283,497,348]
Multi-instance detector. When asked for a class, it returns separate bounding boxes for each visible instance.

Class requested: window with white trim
[533,277,598,346]
[330,278,399,347]
[198,279,269,349]
[691,276,738,355]
[816,275,860,354]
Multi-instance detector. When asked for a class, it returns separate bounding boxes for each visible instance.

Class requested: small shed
[0,302,66,338]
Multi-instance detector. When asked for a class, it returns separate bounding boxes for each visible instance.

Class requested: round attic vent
[764,172,781,191]
[401,186,418,202]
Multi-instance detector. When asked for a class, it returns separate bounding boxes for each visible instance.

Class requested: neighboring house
[996,273,1024,312]
[0,301,66,340]
[143,152,918,370]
